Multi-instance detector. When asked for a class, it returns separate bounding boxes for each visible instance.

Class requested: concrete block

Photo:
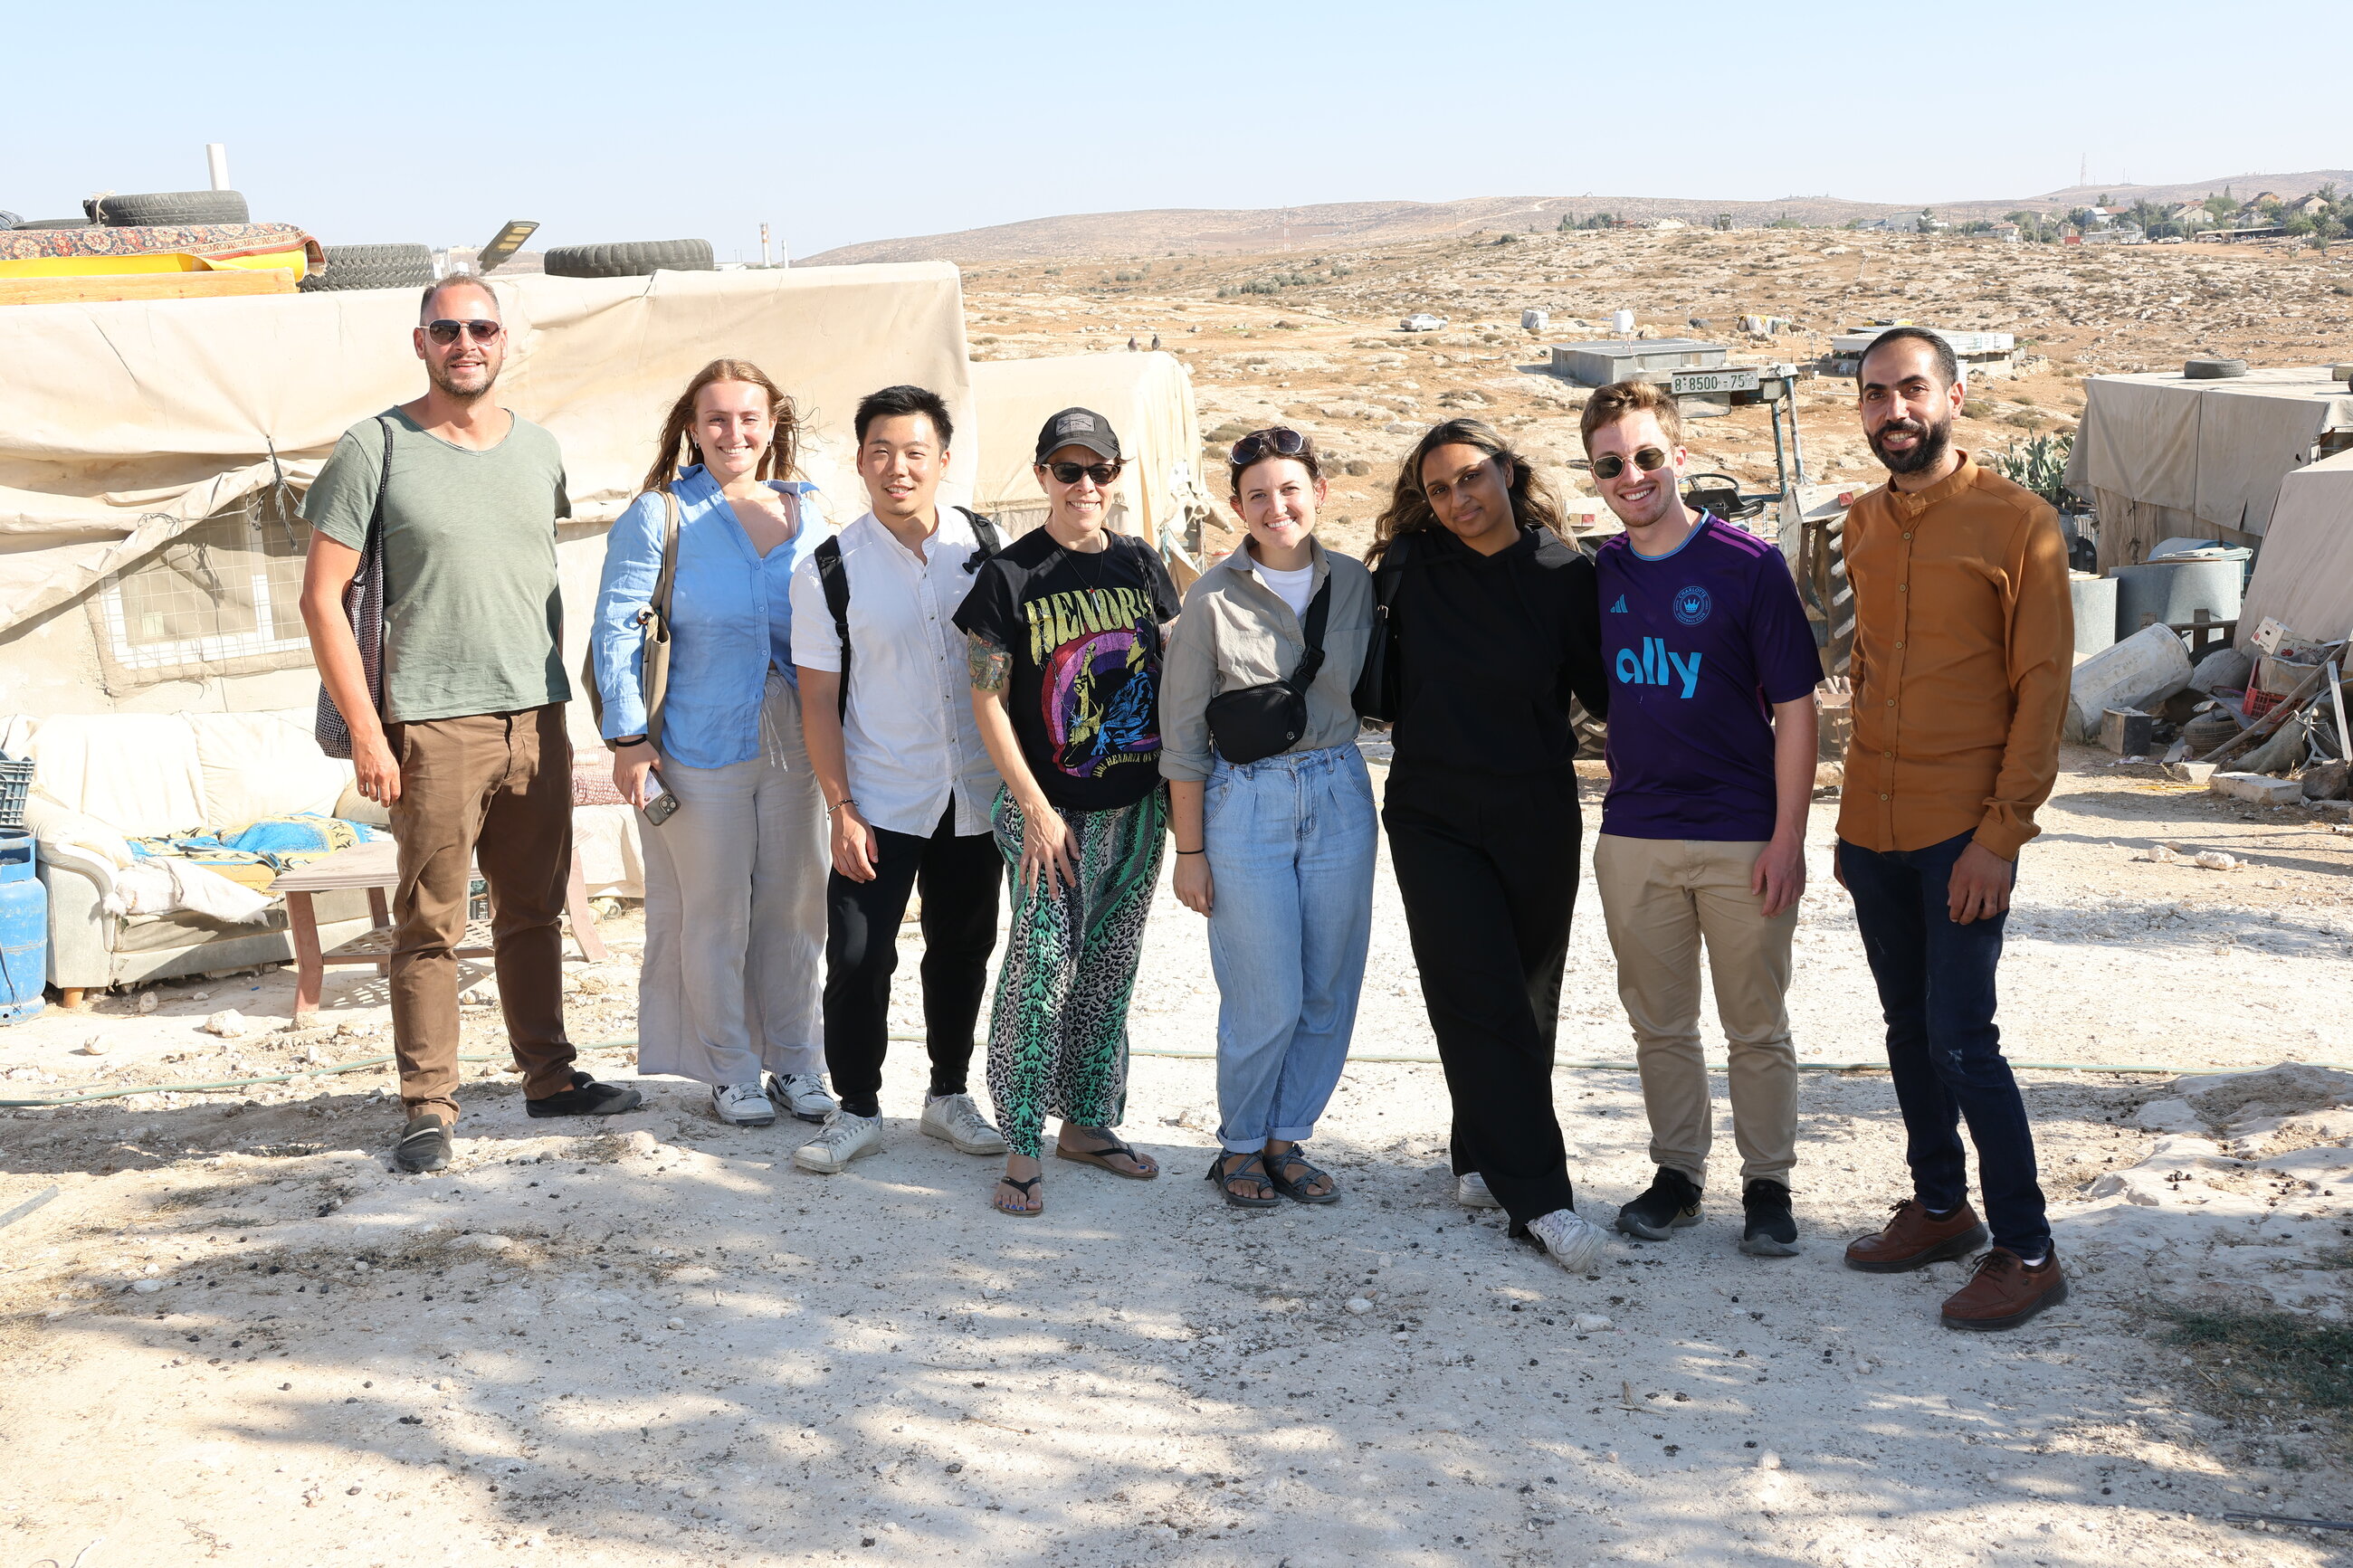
[2211,771,2304,805]
[2165,760,2217,784]
[2101,707,2155,756]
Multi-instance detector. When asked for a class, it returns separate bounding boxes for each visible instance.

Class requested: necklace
[1061,534,1115,616]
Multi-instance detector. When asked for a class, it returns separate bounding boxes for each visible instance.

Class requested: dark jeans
[1383,766,1581,1227]
[822,806,1003,1112]
[1837,831,2049,1257]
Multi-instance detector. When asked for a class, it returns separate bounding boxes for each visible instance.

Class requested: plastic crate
[0,755,30,829]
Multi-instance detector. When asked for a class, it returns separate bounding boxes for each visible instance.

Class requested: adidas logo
[1609,594,1628,613]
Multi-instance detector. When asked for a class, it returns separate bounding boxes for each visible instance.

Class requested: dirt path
[4,755,2350,1566]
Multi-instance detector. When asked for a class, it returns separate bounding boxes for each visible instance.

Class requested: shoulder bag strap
[956,505,1005,569]
[652,488,681,619]
[813,534,852,720]
[1289,576,1332,690]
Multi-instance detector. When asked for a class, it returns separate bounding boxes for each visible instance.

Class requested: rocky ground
[4,748,2352,1568]
[962,227,2352,558]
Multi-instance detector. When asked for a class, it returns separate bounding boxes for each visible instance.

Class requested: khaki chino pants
[1593,832,1798,1187]
[385,705,576,1123]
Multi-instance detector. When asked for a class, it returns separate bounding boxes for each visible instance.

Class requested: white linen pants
[635,673,826,1087]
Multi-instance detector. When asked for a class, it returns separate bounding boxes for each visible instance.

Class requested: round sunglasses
[1589,446,1671,480]
[1228,426,1309,469]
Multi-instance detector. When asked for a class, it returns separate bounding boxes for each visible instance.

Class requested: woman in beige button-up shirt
[1160,428,1377,1210]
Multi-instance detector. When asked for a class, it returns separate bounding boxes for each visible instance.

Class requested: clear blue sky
[9,0,2339,258]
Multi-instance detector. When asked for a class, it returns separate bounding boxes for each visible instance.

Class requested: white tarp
[967,351,1207,555]
[0,264,976,638]
[2067,367,2353,565]
[2239,450,2353,650]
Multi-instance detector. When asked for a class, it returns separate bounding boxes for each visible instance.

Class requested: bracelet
[1175,847,1205,856]
[827,798,859,816]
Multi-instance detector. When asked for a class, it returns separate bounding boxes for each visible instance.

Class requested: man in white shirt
[791,385,1009,1173]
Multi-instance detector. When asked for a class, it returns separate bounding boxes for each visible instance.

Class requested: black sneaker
[1614,1166,1703,1240]
[395,1115,452,1174]
[1739,1178,1800,1257]
[525,1070,644,1118]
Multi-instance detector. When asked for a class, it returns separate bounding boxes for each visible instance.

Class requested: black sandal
[1054,1132,1159,1179]
[1264,1144,1340,1204]
[992,1174,1043,1217]
[1206,1151,1281,1210]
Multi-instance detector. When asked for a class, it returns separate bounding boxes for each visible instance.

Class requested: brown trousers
[1593,832,1799,1186]
[385,705,576,1122]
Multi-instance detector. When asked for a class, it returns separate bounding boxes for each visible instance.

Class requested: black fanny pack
[1205,575,1331,766]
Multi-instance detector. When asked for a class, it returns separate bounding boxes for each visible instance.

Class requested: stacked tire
[89,190,252,226]
[300,243,436,293]
[543,239,714,278]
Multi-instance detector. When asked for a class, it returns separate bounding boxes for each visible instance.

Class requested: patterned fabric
[0,223,323,268]
[985,784,1167,1159]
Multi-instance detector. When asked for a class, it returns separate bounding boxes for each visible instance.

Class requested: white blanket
[102,859,274,925]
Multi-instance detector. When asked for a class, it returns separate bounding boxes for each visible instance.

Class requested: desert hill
[803,169,2353,264]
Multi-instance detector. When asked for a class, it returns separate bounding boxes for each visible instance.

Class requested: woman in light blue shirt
[593,357,838,1128]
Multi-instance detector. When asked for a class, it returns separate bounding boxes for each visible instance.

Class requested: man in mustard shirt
[1834,328,2073,1331]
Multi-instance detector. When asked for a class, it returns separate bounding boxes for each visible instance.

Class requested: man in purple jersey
[1580,381,1823,1258]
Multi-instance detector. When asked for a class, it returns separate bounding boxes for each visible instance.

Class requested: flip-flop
[992,1174,1043,1217]
[1265,1144,1340,1204]
[1054,1133,1159,1180]
[1206,1151,1281,1210]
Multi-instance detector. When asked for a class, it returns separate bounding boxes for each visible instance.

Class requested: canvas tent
[2065,366,2353,570]
[0,264,976,734]
[2238,449,2353,650]
[967,351,1212,571]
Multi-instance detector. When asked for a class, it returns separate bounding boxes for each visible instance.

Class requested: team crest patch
[1672,584,1712,626]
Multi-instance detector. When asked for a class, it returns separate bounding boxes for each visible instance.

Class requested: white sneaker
[767,1071,838,1125]
[1527,1207,1609,1274]
[921,1092,1008,1155]
[792,1111,881,1174]
[711,1082,776,1126]
[1456,1172,1501,1210]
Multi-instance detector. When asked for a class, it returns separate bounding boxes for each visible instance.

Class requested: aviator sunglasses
[1043,460,1121,486]
[424,318,504,346]
[1589,445,1671,481]
[1228,426,1309,469]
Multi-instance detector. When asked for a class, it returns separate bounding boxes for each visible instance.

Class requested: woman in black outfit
[1367,418,1612,1273]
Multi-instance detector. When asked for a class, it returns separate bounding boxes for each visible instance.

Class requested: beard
[425,356,497,402]
[1868,411,1953,475]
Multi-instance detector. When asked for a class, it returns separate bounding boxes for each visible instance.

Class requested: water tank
[2069,576,2119,656]
[2110,560,2241,643]
[0,828,46,1023]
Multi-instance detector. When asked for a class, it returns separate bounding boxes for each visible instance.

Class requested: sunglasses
[1589,446,1671,480]
[424,318,503,346]
[1228,426,1309,468]
[1043,461,1120,486]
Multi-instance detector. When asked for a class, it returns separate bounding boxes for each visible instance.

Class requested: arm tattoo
[967,632,1011,693]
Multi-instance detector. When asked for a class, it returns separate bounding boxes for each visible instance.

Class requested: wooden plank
[0,269,299,308]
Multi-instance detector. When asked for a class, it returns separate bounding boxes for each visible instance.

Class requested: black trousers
[1383,765,1582,1226]
[823,806,1004,1109]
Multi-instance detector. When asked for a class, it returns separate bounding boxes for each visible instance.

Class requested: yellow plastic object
[0,240,312,280]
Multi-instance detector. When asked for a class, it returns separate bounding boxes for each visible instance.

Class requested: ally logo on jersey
[1615,635,1704,698]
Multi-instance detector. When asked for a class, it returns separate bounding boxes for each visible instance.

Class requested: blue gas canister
[0,827,47,1022]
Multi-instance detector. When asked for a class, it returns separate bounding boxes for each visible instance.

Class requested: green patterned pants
[986,784,1167,1159]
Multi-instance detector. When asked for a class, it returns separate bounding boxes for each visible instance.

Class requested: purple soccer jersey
[1595,514,1823,841]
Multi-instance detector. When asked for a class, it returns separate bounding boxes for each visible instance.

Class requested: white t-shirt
[1254,561,1317,620]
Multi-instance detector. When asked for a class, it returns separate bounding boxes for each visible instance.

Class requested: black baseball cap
[1034,406,1122,464]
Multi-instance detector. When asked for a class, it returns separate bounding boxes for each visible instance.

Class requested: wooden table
[275,841,607,1022]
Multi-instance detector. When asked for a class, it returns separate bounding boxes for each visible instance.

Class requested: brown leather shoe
[1843,1198,1990,1273]
[1939,1248,2068,1331]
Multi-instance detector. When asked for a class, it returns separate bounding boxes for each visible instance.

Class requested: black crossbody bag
[1205,576,1330,766]
[1351,534,1409,722]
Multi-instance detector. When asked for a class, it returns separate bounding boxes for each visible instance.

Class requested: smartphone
[643,782,681,826]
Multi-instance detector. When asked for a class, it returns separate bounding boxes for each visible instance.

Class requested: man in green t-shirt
[300,273,641,1174]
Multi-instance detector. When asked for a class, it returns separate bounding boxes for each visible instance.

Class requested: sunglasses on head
[424,318,503,346]
[1589,446,1671,480]
[1044,460,1120,486]
[1228,426,1308,469]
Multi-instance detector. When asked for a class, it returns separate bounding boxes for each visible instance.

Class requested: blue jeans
[1836,832,2049,1257]
[1204,744,1377,1154]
